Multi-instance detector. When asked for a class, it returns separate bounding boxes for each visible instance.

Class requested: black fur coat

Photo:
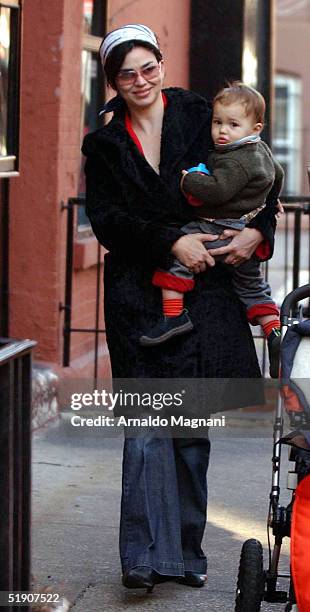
[82,88,276,409]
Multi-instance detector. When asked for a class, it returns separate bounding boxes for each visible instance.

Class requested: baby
[140,82,284,377]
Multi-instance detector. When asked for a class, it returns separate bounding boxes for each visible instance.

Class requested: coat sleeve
[260,141,284,200]
[247,145,284,261]
[181,158,250,211]
[83,152,185,266]
[273,157,285,198]
[247,188,277,260]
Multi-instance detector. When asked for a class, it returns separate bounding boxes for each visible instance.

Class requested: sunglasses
[116,63,161,85]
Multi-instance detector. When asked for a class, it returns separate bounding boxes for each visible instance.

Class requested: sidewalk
[32,412,290,611]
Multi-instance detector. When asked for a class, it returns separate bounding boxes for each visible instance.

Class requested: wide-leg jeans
[120,428,210,576]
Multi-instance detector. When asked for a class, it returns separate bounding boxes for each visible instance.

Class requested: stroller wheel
[235,539,265,611]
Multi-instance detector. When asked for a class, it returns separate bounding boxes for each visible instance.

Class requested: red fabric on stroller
[291,474,310,611]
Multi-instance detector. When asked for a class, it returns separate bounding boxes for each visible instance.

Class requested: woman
[82,24,277,591]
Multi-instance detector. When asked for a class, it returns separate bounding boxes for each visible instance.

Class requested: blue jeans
[120,428,210,576]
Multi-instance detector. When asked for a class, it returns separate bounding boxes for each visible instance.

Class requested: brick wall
[9,0,84,366]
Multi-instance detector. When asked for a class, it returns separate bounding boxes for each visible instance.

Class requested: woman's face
[115,46,164,109]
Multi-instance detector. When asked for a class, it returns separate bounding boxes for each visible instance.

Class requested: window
[273,74,302,194]
[78,0,106,229]
[0,0,21,176]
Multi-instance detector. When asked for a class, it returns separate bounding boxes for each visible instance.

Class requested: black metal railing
[280,196,310,294]
[60,197,106,383]
[255,197,310,373]
[61,196,310,377]
[0,337,36,610]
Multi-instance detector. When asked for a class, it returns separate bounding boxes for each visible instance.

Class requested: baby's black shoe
[139,309,194,346]
[267,328,281,378]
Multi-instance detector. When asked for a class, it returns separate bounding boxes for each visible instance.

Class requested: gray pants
[162,218,278,321]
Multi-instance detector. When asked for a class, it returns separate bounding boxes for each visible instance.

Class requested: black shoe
[139,310,194,346]
[267,328,281,378]
[122,567,171,592]
[175,571,207,588]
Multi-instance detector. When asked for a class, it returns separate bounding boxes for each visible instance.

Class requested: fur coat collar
[82,88,212,215]
[84,87,211,175]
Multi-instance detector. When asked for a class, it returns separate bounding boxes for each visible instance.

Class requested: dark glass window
[274,85,288,141]
[83,0,105,37]
[273,74,302,194]
[78,0,105,228]
[0,1,20,176]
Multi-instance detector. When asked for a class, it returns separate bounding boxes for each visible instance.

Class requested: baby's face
[211,101,262,145]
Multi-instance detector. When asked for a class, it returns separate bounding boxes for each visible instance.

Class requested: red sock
[262,319,280,338]
[163,298,183,317]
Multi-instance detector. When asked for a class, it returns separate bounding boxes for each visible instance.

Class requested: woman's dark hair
[104,40,162,90]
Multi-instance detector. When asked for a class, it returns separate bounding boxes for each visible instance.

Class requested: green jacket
[182,139,284,219]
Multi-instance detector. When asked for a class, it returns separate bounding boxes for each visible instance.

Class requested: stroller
[235,283,310,612]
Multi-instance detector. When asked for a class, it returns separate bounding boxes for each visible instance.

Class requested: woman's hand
[171,233,218,273]
[210,227,263,266]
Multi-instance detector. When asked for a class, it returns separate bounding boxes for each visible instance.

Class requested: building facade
[274,0,310,194]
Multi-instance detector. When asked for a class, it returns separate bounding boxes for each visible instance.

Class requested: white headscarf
[99,24,160,66]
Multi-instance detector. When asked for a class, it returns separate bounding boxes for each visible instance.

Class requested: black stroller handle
[281,283,310,323]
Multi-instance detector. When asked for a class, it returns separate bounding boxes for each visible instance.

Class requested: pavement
[32,409,293,611]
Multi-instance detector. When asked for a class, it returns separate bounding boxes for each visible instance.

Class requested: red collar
[125,92,168,156]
